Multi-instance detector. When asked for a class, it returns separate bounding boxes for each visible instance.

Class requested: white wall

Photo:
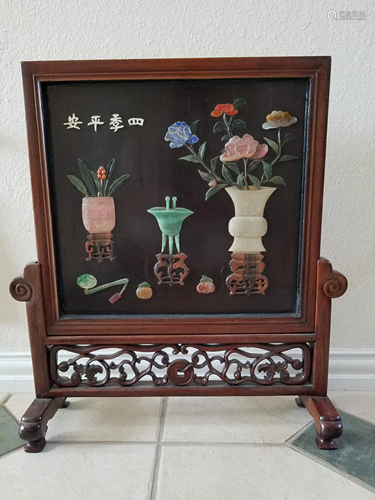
[1,0,374,352]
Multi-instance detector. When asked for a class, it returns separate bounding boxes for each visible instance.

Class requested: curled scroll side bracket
[9,261,41,302]
[323,271,348,299]
[10,276,33,302]
[318,258,348,299]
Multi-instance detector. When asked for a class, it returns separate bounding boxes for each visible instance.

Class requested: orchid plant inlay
[67,158,130,198]
[164,100,298,200]
[67,158,131,263]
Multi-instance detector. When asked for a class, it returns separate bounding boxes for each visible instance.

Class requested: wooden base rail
[10,258,347,452]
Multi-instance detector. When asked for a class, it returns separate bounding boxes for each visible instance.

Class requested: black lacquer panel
[42,78,309,316]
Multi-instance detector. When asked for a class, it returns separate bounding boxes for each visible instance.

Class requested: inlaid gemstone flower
[211,103,238,117]
[220,134,268,163]
[165,121,199,148]
[262,110,297,130]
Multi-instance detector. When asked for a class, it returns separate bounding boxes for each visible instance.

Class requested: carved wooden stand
[10,257,347,452]
[154,253,189,285]
[86,233,115,263]
[226,253,269,295]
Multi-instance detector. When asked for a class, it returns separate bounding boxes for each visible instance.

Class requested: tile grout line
[157,441,286,447]
[283,419,314,445]
[0,397,24,460]
[337,407,375,427]
[150,397,168,500]
[1,402,21,425]
[47,440,161,445]
[0,444,24,460]
[12,440,307,448]
[1,394,14,406]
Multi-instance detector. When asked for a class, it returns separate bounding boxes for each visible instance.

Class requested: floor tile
[0,443,156,499]
[0,406,23,457]
[5,392,34,420]
[330,391,375,424]
[156,443,375,500]
[6,394,162,442]
[163,396,313,443]
[291,410,375,490]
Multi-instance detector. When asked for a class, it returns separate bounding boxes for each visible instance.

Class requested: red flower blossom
[211,103,238,117]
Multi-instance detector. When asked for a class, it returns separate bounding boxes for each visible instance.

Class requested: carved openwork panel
[50,343,311,388]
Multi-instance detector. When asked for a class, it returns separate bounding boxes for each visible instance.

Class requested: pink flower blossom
[220,134,268,163]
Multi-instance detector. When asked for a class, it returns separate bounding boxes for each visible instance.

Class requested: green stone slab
[290,410,375,490]
[0,406,23,457]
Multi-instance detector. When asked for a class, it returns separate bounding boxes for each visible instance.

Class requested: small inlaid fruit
[196,275,215,294]
[136,282,153,300]
[96,167,107,180]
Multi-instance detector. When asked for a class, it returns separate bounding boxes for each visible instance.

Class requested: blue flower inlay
[165,121,199,148]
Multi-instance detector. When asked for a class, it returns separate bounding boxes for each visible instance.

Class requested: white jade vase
[225,186,276,254]
[82,197,116,234]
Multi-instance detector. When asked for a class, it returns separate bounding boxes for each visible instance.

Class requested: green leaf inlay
[222,165,234,184]
[268,176,287,186]
[67,175,89,197]
[198,141,207,160]
[248,174,261,190]
[263,137,279,154]
[278,155,298,162]
[198,170,215,182]
[179,155,202,164]
[205,183,227,201]
[233,98,247,110]
[108,174,131,196]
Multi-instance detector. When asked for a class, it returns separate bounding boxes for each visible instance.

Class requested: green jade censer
[147,196,193,255]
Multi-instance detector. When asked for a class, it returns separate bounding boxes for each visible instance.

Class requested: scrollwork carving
[323,271,348,298]
[50,343,311,388]
[9,276,32,302]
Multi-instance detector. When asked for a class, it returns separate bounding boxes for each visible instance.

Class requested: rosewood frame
[11,57,347,452]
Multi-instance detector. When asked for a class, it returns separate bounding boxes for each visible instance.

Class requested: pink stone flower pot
[82,197,116,234]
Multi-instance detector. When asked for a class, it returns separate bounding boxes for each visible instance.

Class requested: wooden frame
[11,57,347,452]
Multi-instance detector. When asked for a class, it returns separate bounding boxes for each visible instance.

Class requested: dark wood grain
[19,397,66,452]
[49,343,311,388]
[47,384,317,398]
[10,262,50,397]
[312,258,348,394]
[301,395,343,449]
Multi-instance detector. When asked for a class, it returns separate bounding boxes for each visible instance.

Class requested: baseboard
[0,349,374,393]
[0,352,35,392]
[327,349,375,391]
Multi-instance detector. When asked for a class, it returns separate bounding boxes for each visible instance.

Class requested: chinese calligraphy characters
[63,113,83,130]
[87,115,105,132]
[63,113,145,131]
[109,114,124,132]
